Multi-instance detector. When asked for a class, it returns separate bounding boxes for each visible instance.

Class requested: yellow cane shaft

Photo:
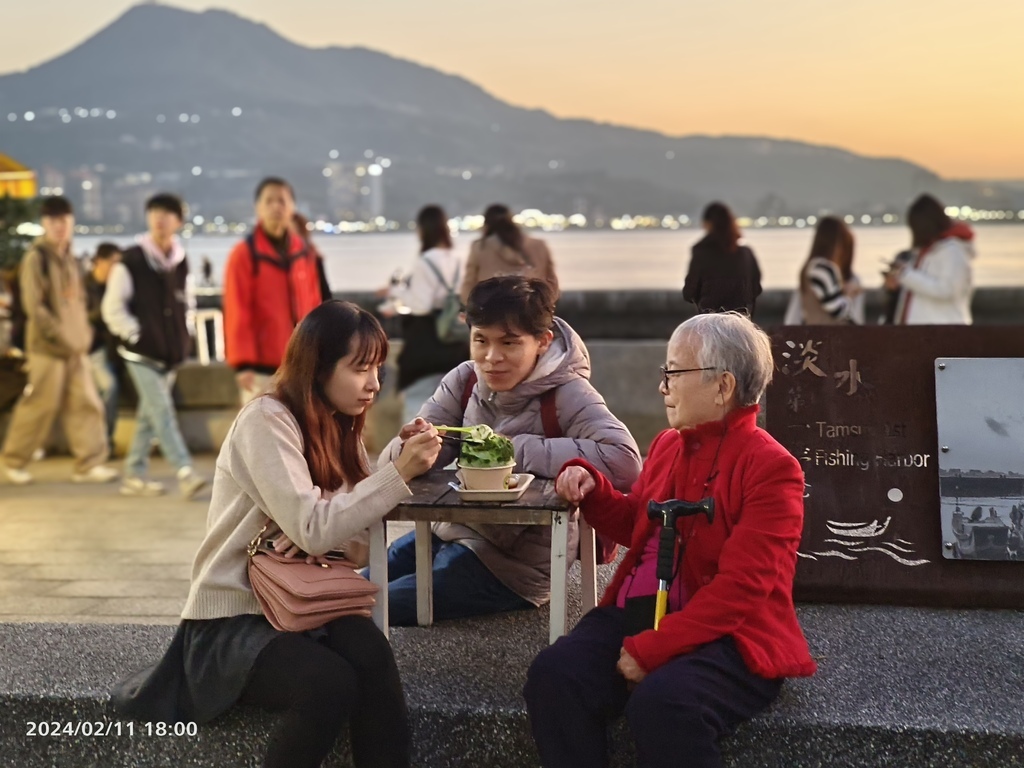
[653,590,669,630]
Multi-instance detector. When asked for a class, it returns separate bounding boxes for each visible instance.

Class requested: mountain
[0,4,1016,223]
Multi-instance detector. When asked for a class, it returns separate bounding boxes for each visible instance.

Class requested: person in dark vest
[102,193,206,499]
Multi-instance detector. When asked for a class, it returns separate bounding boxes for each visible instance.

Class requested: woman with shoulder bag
[111,301,442,768]
[385,204,469,423]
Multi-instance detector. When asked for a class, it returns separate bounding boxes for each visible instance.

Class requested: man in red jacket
[223,177,322,404]
[524,312,816,768]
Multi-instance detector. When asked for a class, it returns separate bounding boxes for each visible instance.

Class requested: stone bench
[2,603,1021,767]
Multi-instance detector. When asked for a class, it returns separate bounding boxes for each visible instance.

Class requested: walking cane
[646,498,714,629]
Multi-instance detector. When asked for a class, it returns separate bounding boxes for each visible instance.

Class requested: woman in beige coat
[460,204,559,304]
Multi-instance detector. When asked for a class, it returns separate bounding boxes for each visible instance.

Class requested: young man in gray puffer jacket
[379,275,642,624]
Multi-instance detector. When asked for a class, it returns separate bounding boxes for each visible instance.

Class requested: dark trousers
[524,606,782,768]
[385,531,532,626]
[239,615,410,768]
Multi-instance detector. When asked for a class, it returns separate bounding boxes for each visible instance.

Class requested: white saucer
[451,473,535,502]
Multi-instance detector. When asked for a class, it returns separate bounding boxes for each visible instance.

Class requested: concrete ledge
[2,604,1021,767]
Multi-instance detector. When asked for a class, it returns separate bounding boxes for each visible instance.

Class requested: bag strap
[540,389,561,439]
[460,369,561,439]
[423,256,458,296]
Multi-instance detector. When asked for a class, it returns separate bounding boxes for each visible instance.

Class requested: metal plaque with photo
[935,357,1024,561]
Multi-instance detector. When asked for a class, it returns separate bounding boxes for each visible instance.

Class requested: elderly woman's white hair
[670,312,774,407]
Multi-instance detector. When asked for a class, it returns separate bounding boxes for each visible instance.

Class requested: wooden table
[368,470,598,644]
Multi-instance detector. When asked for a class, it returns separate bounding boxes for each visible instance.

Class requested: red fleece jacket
[562,406,817,679]
[223,226,322,372]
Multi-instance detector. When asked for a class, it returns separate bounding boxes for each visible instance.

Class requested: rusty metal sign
[766,327,1024,609]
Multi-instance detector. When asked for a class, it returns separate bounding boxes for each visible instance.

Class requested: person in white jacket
[888,194,975,325]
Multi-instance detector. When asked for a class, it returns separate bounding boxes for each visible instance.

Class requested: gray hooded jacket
[380,318,642,604]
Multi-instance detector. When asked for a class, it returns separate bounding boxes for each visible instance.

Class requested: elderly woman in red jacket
[524,312,816,768]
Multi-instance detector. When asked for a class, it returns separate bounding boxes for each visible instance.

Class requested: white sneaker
[120,477,166,497]
[177,467,207,500]
[71,465,119,484]
[4,466,33,485]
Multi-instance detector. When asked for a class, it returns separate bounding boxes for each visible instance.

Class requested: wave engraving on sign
[798,517,930,566]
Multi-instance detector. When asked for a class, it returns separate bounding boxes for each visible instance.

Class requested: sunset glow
[3,0,1023,178]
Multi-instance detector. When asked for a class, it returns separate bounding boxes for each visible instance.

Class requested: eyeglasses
[660,366,717,389]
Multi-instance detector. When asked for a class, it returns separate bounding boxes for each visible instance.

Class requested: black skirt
[110,614,286,724]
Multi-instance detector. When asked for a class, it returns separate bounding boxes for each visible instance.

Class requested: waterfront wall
[198,287,1024,338]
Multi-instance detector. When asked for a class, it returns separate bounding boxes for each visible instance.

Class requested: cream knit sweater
[182,397,411,620]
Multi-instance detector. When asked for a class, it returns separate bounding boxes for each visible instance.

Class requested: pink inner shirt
[616,528,687,611]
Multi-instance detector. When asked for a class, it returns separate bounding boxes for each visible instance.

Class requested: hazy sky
[3,0,1023,179]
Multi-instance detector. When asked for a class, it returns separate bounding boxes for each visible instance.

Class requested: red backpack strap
[460,369,478,414]
[540,388,562,439]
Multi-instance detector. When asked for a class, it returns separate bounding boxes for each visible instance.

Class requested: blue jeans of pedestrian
[88,349,119,443]
[524,606,783,768]
[385,531,533,626]
[124,360,192,478]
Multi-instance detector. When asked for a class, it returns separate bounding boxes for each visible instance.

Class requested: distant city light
[355,167,366,177]
[861,214,871,224]
[363,149,374,159]
[360,186,370,195]
[90,108,101,117]
[192,166,202,176]
[157,114,166,123]
[82,181,93,190]
[231,107,242,117]
[368,164,383,177]
[322,167,333,177]
[193,215,204,225]
[462,171,472,180]
[23,111,35,121]
[106,110,116,119]
[6,113,15,122]
[178,113,189,123]
[844,215,855,224]
[61,114,71,123]
[329,149,339,159]
[380,158,391,168]
[190,114,200,124]
[548,160,559,169]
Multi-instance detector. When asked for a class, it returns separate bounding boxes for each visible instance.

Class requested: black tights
[239,616,410,768]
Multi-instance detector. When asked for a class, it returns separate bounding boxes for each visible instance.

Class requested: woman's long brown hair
[806,216,855,281]
[272,301,388,490]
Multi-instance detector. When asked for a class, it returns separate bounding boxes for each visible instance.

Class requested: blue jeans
[88,349,119,443]
[385,531,533,626]
[124,360,192,478]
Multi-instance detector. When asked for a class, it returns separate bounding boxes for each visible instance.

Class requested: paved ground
[0,454,412,625]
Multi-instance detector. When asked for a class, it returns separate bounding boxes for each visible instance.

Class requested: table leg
[549,509,569,644]
[369,520,389,639]
[579,514,598,613]
[415,520,434,626]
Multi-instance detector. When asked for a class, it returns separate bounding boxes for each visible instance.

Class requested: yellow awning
[0,153,37,199]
